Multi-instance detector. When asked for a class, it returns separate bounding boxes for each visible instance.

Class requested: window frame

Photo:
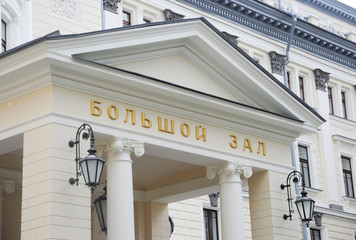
[122,11,131,26]
[299,76,305,101]
[203,208,219,240]
[1,19,6,52]
[298,145,311,188]
[341,91,347,119]
[342,156,354,198]
[287,71,291,89]
[310,228,321,240]
[328,87,334,115]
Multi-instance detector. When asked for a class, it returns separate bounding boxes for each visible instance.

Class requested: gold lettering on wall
[91,100,102,116]
[90,99,267,156]
[180,123,191,137]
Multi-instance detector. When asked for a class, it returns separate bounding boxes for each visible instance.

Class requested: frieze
[49,0,78,20]
[90,99,268,158]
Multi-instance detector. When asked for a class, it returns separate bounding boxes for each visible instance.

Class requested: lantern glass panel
[295,197,315,221]
[96,161,104,183]
[79,152,105,186]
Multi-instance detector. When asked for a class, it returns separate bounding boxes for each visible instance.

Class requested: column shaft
[105,137,144,240]
[107,150,135,240]
[219,173,245,240]
[207,162,252,240]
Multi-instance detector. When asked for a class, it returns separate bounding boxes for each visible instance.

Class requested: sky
[337,0,356,9]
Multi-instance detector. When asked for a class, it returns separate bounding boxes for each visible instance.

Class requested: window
[123,11,131,26]
[287,72,291,89]
[204,209,219,240]
[342,156,354,198]
[299,76,305,101]
[310,228,321,240]
[328,87,334,115]
[298,145,311,187]
[1,20,6,52]
[341,91,347,119]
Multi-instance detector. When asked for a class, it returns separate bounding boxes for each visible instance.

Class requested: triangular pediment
[0,18,324,140]
[63,19,323,132]
[114,52,242,102]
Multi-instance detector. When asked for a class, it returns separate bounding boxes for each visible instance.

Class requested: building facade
[0,0,355,240]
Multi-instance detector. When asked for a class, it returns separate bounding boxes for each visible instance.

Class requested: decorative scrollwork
[206,161,252,180]
[105,137,144,157]
[0,179,15,194]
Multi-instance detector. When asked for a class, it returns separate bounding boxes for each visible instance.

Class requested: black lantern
[94,186,107,234]
[295,189,315,226]
[69,123,105,194]
[281,170,315,227]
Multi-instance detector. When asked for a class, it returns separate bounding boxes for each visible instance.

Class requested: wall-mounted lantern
[281,170,315,227]
[68,123,105,194]
[94,186,107,234]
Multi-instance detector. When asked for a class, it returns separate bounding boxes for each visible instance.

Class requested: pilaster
[22,124,92,240]
[249,170,299,240]
[315,79,340,206]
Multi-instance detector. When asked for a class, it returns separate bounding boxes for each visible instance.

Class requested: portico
[0,18,324,240]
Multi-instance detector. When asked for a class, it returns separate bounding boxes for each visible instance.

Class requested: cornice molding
[178,0,356,70]
[297,0,356,26]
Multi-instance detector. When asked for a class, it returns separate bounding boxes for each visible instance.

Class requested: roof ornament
[222,31,239,45]
[163,9,185,21]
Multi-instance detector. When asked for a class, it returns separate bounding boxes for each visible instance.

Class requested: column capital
[314,68,330,91]
[206,161,252,180]
[0,179,15,194]
[269,51,286,75]
[102,137,144,157]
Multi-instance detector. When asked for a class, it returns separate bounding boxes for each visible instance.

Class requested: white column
[207,162,252,240]
[105,137,144,240]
